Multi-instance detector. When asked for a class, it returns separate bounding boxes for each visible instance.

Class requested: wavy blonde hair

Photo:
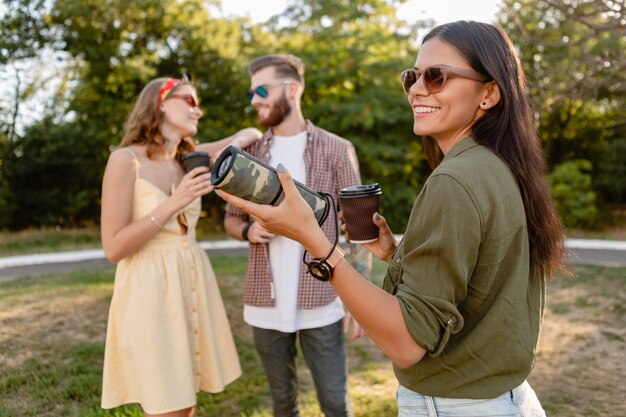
[119,78,196,163]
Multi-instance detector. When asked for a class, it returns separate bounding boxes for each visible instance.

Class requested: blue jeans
[252,319,352,417]
[397,380,546,417]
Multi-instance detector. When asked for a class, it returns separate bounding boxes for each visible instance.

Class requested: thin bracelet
[148,212,164,229]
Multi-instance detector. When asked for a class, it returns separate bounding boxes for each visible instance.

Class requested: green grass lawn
[1,256,624,416]
[0,256,395,417]
[0,227,103,256]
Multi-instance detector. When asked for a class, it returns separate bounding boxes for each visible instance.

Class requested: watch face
[308,262,331,281]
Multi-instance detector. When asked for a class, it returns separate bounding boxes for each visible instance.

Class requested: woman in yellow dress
[100,76,261,417]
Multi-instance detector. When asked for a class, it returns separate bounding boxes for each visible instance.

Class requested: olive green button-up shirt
[383,137,545,399]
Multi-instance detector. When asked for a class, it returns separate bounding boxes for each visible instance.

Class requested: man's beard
[258,92,292,128]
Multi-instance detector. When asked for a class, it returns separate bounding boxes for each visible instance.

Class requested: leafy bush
[548,160,598,228]
[4,118,106,229]
[596,138,626,203]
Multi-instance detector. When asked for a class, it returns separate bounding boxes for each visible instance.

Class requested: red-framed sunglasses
[165,93,200,108]
[401,65,490,94]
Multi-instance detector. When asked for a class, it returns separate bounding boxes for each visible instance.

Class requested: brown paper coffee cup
[339,183,382,243]
[182,151,211,174]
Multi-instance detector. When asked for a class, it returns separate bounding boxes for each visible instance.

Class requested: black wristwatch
[306,246,345,282]
[241,222,252,241]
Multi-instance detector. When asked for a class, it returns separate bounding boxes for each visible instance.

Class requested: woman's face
[407,38,488,153]
[161,85,203,138]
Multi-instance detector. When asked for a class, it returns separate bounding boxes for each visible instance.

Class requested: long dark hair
[422,21,565,278]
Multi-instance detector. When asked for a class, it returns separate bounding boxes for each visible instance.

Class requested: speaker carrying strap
[302,192,339,275]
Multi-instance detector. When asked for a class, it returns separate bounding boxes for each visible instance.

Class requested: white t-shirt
[243,131,345,332]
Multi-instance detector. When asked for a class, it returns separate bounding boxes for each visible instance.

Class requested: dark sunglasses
[247,80,292,102]
[401,65,490,94]
[166,93,200,108]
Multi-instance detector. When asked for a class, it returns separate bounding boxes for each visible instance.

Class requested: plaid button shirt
[225,120,370,309]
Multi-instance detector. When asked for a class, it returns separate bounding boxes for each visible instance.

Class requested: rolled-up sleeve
[392,172,482,356]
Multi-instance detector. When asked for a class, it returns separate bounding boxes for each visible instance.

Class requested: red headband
[158,78,181,105]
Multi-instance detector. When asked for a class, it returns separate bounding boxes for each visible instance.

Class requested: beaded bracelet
[148,212,164,229]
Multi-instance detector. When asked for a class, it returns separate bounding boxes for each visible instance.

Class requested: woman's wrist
[148,212,164,229]
[154,199,178,225]
[305,228,333,259]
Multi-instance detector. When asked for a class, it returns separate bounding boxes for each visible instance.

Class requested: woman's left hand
[206,127,263,165]
[231,127,263,149]
[216,164,329,254]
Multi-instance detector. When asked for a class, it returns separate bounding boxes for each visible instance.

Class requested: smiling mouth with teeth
[414,106,440,114]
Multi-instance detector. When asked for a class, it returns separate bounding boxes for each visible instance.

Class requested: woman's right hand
[216,164,331,257]
[363,213,397,262]
[170,166,213,211]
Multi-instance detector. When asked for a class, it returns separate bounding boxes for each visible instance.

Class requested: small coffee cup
[182,151,211,175]
[339,183,382,243]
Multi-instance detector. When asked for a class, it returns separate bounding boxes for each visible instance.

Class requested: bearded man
[223,54,371,417]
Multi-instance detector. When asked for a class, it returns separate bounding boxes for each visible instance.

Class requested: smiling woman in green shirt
[217,20,566,417]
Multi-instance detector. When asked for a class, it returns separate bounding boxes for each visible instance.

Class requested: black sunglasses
[247,80,292,102]
[166,93,200,108]
[401,65,490,94]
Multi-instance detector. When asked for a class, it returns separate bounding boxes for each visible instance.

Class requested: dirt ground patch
[219,263,626,417]
[1,263,624,416]
[529,265,626,417]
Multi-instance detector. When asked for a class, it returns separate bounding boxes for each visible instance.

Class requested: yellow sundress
[101,150,241,414]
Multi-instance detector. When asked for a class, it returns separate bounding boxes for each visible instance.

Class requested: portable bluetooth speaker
[211,146,329,225]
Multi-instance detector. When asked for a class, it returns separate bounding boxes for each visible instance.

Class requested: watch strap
[325,245,345,271]
[306,245,345,282]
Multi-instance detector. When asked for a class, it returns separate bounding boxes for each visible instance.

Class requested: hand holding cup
[339,183,382,243]
[182,151,211,175]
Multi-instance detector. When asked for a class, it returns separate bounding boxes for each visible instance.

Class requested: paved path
[0,238,624,282]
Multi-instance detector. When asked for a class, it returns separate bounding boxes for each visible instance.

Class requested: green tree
[548,160,598,228]
[499,0,626,208]
[0,135,12,228]
[596,138,626,203]
[7,0,623,231]
[0,0,267,229]
[4,118,102,228]
[267,0,430,231]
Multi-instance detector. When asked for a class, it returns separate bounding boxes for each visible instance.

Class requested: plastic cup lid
[339,183,382,197]
[182,151,210,160]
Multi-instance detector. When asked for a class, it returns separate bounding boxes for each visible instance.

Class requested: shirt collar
[442,137,479,162]
[263,120,315,144]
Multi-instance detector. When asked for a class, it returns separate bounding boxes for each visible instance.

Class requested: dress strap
[121,148,140,179]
